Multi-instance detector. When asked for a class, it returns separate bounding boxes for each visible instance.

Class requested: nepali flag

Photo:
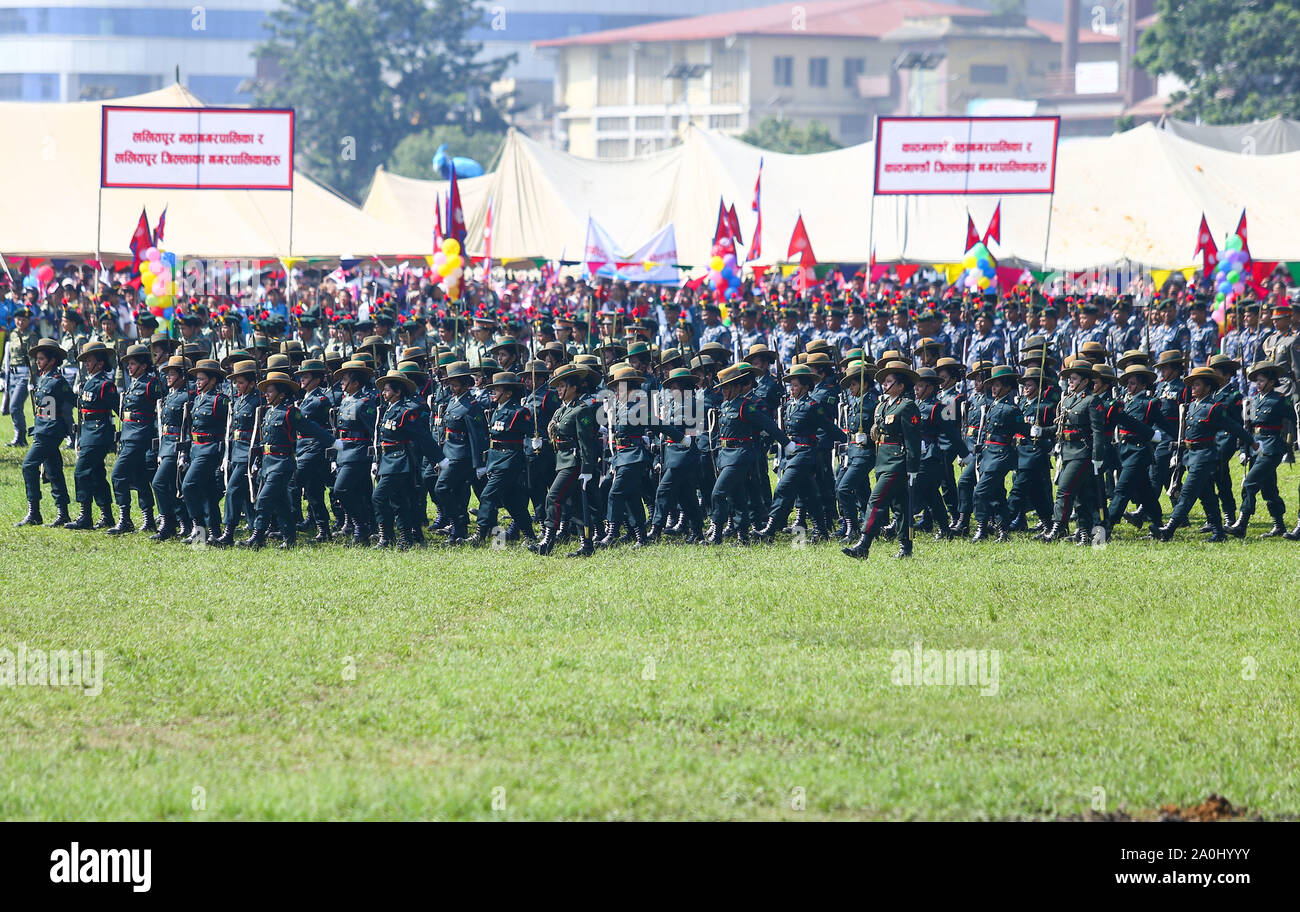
[129,208,152,283]
[747,157,763,262]
[1234,208,1249,257]
[965,213,980,252]
[152,206,167,245]
[446,164,467,249]
[1193,212,1218,273]
[982,201,1001,246]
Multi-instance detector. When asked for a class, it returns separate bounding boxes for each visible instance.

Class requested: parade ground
[1,412,1296,821]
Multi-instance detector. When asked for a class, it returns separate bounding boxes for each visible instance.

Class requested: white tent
[1,84,429,260]
[365,123,1300,270]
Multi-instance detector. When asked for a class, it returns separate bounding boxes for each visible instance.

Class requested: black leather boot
[371,523,394,549]
[952,512,970,537]
[995,521,1011,543]
[809,516,829,543]
[880,517,899,541]
[50,504,71,527]
[784,508,805,534]
[1005,513,1028,533]
[632,525,651,548]
[212,522,238,547]
[178,514,192,539]
[842,532,872,559]
[106,506,134,535]
[1260,518,1287,538]
[595,521,619,548]
[567,533,594,557]
[683,519,705,544]
[6,428,27,447]
[753,516,779,543]
[1206,526,1228,543]
[1284,519,1300,541]
[238,528,268,550]
[140,505,156,533]
[65,503,94,530]
[970,521,992,542]
[14,502,42,527]
[1226,515,1250,538]
[1037,521,1067,542]
[842,519,860,543]
[895,537,913,559]
[703,521,722,545]
[469,523,493,546]
[151,515,176,541]
[94,502,114,530]
[504,520,521,542]
[314,520,332,543]
[529,525,555,555]
[1153,519,1182,542]
[645,523,663,543]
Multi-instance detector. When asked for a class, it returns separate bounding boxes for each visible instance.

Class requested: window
[773,55,793,87]
[844,57,866,89]
[970,64,1008,84]
[597,50,628,106]
[709,113,740,130]
[635,49,666,105]
[596,116,629,132]
[809,57,828,88]
[597,138,629,159]
[635,116,664,131]
[712,46,742,104]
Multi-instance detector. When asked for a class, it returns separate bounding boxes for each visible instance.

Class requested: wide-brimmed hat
[188,358,226,379]
[713,364,753,389]
[226,359,259,380]
[608,365,646,387]
[219,349,252,370]
[1247,361,1282,381]
[489,335,525,355]
[746,343,777,363]
[916,367,940,384]
[1093,363,1118,385]
[662,367,697,388]
[398,347,427,365]
[935,356,965,377]
[1185,366,1224,389]
[76,340,116,365]
[625,340,653,360]
[839,347,866,367]
[1120,363,1156,384]
[805,352,835,371]
[333,359,373,381]
[968,360,996,376]
[1079,341,1108,361]
[548,363,591,387]
[442,360,475,382]
[1061,357,1097,379]
[266,353,294,373]
[658,347,685,368]
[121,343,153,365]
[360,334,392,354]
[396,361,427,383]
[987,364,1019,384]
[148,332,181,352]
[1208,353,1241,374]
[1020,366,1049,384]
[257,371,299,394]
[1116,349,1150,370]
[27,337,65,361]
[877,360,918,385]
[521,359,550,378]
[375,369,417,395]
[914,337,944,353]
[782,364,819,384]
[160,355,192,375]
[295,358,328,376]
[840,360,877,386]
[1154,349,1186,368]
[486,371,525,391]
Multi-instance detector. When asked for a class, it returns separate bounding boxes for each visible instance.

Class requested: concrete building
[535,0,1125,158]
[0,0,774,105]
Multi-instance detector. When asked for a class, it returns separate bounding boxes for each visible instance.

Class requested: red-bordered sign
[874,116,1059,195]
[101,106,294,190]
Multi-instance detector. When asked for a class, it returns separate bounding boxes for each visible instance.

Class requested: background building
[0,0,774,105]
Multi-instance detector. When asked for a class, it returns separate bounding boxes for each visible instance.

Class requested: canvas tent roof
[1159,116,1300,155]
[366,123,1300,271]
[0,84,429,260]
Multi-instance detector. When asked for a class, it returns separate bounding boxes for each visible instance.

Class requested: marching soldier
[842,360,921,560]
[15,338,76,527]
[371,369,440,549]
[954,361,993,535]
[1155,366,1258,542]
[432,361,487,543]
[236,371,333,549]
[648,367,705,542]
[705,363,789,545]
[533,363,601,557]
[1207,353,1246,530]
[969,365,1026,542]
[1231,362,1293,539]
[913,366,965,539]
[1005,365,1056,533]
[180,359,230,544]
[150,354,192,541]
[1040,359,1106,543]
[295,358,335,542]
[1102,363,1167,535]
[1149,349,1190,498]
[213,360,264,546]
[834,359,878,543]
[522,360,560,524]
[107,344,163,534]
[65,341,119,530]
[331,359,381,546]
[4,306,37,446]
[470,371,535,546]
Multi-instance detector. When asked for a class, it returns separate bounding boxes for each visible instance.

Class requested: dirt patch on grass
[1062,793,1263,821]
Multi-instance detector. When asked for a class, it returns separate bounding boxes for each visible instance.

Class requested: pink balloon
[145,247,160,262]
[433,252,447,266]
[151,277,166,296]
[37,264,54,282]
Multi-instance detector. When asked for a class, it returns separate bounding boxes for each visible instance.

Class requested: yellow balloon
[710,256,724,272]
[159,295,173,307]
[438,263,453,278]
[442,238,460,256]
[963,255,976,270]
[977,276,990,289]
[448,254,462,271]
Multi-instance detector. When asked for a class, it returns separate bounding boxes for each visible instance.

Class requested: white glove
[1151,429,1163,443]
[1030,425,1042,438]
[1092,459,1104,474]
[783,441,797,456]
[907,472,917,486]
[1238,451,1249,466]
[579,473,592,488]
[438,457,450,470]
[476,466,488,478]
[1252,440,1262,454]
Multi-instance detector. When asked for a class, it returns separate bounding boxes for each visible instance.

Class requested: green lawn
[1,411,1298,820]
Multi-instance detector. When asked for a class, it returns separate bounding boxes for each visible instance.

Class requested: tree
[257,0,515,202]
[737,117,843,154]
[1136,0,1300,123]
[387,125,504,180]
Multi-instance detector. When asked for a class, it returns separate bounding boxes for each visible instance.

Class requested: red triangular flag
[982,202,1001,246]
[128,208,152,281]
[1193,212,1218,273]
[965,213,980,252]
[152,206,166,246]
[726,203,743,247]
[787,214,816,267]
[446,164,467,248]
[747,159,763,262]
[1235,209,1249,257]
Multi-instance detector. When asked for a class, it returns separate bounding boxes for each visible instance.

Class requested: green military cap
[1120,362,1156,384]
[266,353,293,372]
[295,358,328,376]
[1115,349,1150,369]
[987,364,1019,384]
[840,360,877,386]
[1247,361,1281,380]
[916,367,939,383]
[1093,363,1117,385]
[396,360,427,382]
[1154,349,1186,368]
[1061,357,1097,379]
[746,343,777,363]
[914,337,943,353]
[485,370,526,391]
[1208,353,1240,374]
[662,367,697,387]
[1185,366,1224,389]
[625,340,653,359]
[521,359,550,377]
[839,347,866,366]
[220,348,253,370]
[713,364,752,389]
[781,363,818,383]
[442,360,474,381]
[548,363,591,387]
[1021,366,1049,383]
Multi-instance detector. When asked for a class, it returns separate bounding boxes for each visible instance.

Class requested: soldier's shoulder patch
[909,414,920,425]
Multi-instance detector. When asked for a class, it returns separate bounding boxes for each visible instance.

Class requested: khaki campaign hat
[375,369,417,395]
[256,371,299,395]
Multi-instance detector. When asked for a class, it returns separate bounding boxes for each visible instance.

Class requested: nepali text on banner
[874,117,1058,195]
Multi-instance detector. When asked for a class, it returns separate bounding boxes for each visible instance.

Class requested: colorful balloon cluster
[139,246,179,316]
[1212,234,1249,305]
[708,253,741,300]
[960,242,996,292]
[24,263,56,290]
[433,238,464,302]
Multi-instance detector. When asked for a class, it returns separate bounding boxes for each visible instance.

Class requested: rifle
[219,391,235,485]
[370,396,382,478]
[176,397,192,498]
[1167,402,1186,497]
[1,342,10,415]
[973,404,988,482]
[247,405,264,506]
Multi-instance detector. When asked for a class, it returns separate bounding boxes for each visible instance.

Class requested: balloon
[977,277,990,290]
[36,264,54,283]
[442,238,460,256]
[981,263,995,277]
[1216,292,1225,302]
[710,256,724,272]
[438,263,453,278]
[962,255,976,270]
[433,252,447,267]
[1225,235,1242,251]
[1227,270,1240,283]
[448,255,462,271]
[144,247,160,262]
[150,278,164,296]
[1233,281,1245,294]
[162,251,176,268]
[1217,280,1231,294]
[723,254,737,269]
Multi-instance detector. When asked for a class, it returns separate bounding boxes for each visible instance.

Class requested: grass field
[1,409,1298,821]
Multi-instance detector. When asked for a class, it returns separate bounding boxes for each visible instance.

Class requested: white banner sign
[101,106,294,190]
[874,116,1058,195]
